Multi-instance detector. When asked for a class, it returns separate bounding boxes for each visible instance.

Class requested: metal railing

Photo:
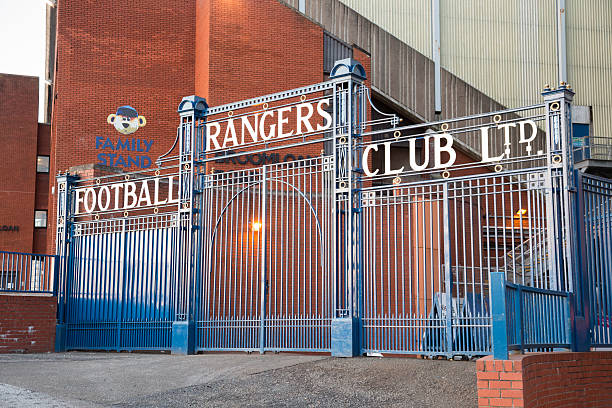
[0,251,58,294]
[581,173,612,346]
[490,271,571,359]
[574,136,612,162]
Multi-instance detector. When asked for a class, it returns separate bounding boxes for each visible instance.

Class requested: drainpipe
[432,0,441,114]
[557,0,567,85]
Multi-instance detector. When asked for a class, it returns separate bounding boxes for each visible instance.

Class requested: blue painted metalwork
[581,173,612,346]
[62,218,178,350]
[490,272,509,359]
[196,157,335,353]
[0,251,58,294]
[491,272,571,359]
[48,59,612,358]
[506,282,571,351]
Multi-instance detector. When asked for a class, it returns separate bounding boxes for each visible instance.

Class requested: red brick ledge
[477,352,612,407]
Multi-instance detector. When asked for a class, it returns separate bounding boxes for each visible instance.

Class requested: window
[34,210,47,228]
[37,155,50,173]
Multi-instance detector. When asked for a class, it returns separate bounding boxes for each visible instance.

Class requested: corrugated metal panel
[566,0,612,141]
[439,0,557,109]
[338,0,432,58]
[336,0,611,143]
[339,0,556,110]
[323,31,352,73]
[281,0,509,132]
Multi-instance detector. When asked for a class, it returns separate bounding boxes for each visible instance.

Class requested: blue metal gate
[61,216,179,350]
[196,158,334,352]
[53,58,605,356]
[581,173,612,346]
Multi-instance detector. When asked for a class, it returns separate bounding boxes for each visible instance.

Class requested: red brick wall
[48,0,197,253]
[0,294,57,353]
[199,0,324,106]
[0,74,39,253]
[195,0,326,173]
[477,352,612,408]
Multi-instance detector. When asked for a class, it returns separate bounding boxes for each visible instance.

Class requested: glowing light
[252,221,262,232]
[515,208,527,217]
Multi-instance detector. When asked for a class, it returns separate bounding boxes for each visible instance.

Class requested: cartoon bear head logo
[107,106,146,135]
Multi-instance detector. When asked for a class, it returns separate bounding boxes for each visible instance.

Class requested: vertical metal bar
[443,182,453,355]
[516,285,523,353]
[431,0,441,114]
[557,0,567,85]
[53,255,60,297]
[259,166,267,353]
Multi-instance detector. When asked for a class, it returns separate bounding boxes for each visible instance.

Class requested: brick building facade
[0,74,50,256]
[3,0,482,257]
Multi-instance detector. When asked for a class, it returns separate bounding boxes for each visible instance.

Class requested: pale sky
[0,0,47,122]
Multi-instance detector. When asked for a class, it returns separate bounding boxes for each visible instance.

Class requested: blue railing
[0,251,58,294]
[490,271,572,359]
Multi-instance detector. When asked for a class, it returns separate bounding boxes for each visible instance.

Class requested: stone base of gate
[331,317,360,357]
[171,321,195,355]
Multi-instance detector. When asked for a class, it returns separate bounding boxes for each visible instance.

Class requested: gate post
[171,95,208,355]
[572,170,591,351]
[542,84,589,351]
[490,271,509,360]
[55,172,78,352]
[329,58,367,357]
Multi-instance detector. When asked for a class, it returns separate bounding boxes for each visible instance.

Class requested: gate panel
[66,229,123,349]
[361,170,554,356]
[361,184,446,354]
[582,174,612,346]
[197,168,263,351]
[263,158,334,351]
[197,157,333,352]
[65,216,177,350]
[446,171,551,356]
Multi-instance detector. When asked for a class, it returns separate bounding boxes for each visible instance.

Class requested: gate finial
[177,95,208,119]
[330,58,366,80]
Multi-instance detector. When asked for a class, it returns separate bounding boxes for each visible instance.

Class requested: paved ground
[0,352,477,407]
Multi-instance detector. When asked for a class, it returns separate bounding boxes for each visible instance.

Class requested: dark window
[34,210,47,228]
[37,156,50,173]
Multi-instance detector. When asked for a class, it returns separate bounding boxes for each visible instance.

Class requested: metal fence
[196,157,335,352]
[0,251,58,294]
[574,136,612,162]
[505,282,571,351]
[59,215,180,350]
[48,59,611,358]
[581,173,612,346]
[490,271,571,359]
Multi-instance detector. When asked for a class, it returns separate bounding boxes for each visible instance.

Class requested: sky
[0,0,48,122]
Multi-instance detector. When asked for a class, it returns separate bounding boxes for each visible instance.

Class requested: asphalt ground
[0,352,477,407]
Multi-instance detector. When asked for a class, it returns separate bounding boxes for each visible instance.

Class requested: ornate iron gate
[196,157,334,351]
[54,58,589,356]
